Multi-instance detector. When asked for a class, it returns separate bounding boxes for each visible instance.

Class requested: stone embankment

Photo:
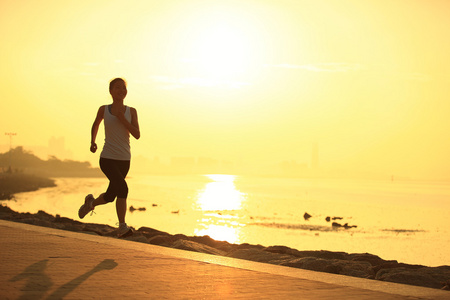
[0,205,449,291]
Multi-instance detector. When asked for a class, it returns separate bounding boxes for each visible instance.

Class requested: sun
[177,6,264,84]
[189,24,249,79]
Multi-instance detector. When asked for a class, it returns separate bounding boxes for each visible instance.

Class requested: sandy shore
[0,204,449,291]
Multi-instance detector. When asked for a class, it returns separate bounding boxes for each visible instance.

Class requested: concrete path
[0,220,448,299]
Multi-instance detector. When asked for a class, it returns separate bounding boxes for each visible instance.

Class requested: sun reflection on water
[194,224,241,244]
[196,174,245,211]
[194,174,246,243]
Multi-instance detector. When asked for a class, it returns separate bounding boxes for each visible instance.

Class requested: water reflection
[194,224,241,244]
[196,174,245,211]
[194,174,246,243]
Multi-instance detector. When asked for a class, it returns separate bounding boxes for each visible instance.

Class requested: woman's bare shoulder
[128,106,138,113]
[95,105,107,118]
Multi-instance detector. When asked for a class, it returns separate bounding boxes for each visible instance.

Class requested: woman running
[78,78,140,238]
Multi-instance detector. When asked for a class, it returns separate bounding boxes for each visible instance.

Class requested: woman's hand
[116,112,127,123]
[90,142,98,153]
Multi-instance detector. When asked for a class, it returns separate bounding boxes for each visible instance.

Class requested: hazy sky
[1,0,450,179]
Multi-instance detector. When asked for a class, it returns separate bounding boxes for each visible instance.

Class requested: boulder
[296,250,348,260]
[282,257,374,278]
[331,259,373,278]
[264,245,303,257]
[124,235,149,243]
[376,267,446,289]
[349,253,391,266]
[227,248,294,264]
[147,235,174,246]
[282,257,342,274]
[171,239,225,256]
[137,226,170,239]
[189,235,234,252]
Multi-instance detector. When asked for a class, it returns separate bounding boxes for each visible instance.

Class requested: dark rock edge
[1,205,449,291]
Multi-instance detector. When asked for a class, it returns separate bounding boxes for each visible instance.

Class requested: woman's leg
[116,198,127,224]
[92,193,107,208]
[100,158,125,204]
[100,158,130,223]
[115,160,131,224]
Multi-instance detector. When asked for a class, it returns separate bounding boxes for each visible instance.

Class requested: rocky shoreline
[1,205,449,291]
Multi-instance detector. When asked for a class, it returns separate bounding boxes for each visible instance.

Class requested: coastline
[0,173,55,200]
[0,204,449,291]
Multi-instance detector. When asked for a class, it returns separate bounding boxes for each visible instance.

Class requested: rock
[171,239,225,256]
[54,215,82,225]
[349,253,394,266]
[173,233,189,240]
[295,250,348,260]
[282,257,373,278]
[442,279,450,290]
[282,257,342,274]
[303,212,312,220]
[265,245,304,257]
[137,226,170,238]
[129,206,146,212]
[227,248,294,264]
[332,222,357,229]
[332,260,373,278]
[36,210,55,221]
[236,243,265,251]
[326,216,343,222]
[376,267,446,289]
[147,235,174,246]
[189,235,233,252]
[372,261,423,274]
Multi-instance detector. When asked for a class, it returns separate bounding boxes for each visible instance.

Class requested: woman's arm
[90,106,105,153]
[117,107,140,140]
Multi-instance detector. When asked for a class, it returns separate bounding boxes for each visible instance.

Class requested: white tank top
[100,105,132,160]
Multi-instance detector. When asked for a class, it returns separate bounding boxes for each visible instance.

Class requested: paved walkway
[0,220,448,299]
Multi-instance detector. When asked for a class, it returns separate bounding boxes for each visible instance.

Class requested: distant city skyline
[0,139,419,180]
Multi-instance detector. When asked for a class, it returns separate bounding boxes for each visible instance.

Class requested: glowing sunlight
[188,24,249,79]
[168,4,266,90]
[196,175,245,211]
[194,224,240,244]
[193,175,246,243]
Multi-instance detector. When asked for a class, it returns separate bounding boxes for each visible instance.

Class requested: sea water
[4,174,450,267]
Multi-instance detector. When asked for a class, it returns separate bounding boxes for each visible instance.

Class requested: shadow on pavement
[10,258,118,299]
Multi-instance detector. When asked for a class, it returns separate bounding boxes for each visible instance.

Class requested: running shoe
[78,194,95,219]
[117,223,133,238]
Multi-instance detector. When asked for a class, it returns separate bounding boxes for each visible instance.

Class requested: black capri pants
[99,157,130,203]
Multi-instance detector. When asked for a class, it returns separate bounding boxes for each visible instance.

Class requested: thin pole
[5,132,16,172]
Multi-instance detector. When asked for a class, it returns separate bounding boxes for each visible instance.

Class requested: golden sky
[1,0,450,179]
